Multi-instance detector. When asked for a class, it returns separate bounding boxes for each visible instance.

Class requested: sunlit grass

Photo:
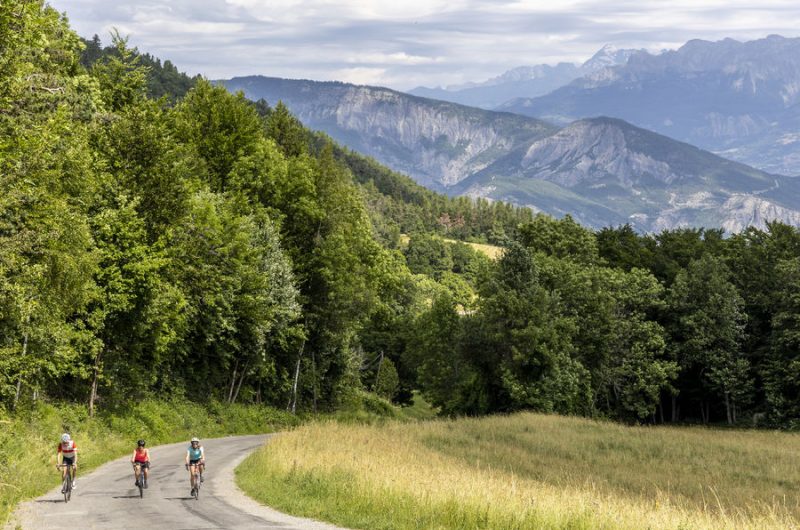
[237,412,800,529]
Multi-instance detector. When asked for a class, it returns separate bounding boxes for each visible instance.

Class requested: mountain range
[221,74,800,232]
[409,45,640,109]
[500,35,800,176]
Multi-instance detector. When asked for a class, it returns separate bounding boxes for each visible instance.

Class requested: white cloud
[333,67,390,85]
[48,0,800,90]
[346,52,445,65]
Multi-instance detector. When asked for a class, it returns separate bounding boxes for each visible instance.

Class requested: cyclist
[184,436,205,492]
[131,439,151,488]
[56,433,78,491]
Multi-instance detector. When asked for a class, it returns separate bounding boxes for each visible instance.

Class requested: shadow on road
[111,495,142,499]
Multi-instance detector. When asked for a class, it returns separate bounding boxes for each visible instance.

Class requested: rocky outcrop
[222,76,554,188]
[222,77,800,233]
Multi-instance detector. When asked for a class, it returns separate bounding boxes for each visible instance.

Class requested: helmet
[137,439,146,447]
[61,433,71,443]
[190,437,200,443]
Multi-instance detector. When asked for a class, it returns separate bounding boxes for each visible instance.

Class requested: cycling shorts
[62,457,75,466]
[133,461,149,468]
[189,459,202,465]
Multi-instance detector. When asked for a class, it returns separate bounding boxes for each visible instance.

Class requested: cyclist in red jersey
[56,433,78,490]
[131,439,151,488]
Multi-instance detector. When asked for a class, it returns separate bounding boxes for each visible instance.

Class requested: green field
[399,234,504,260]
[237,412,799,529]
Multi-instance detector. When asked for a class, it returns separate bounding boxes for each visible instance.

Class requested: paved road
[11,434,345,530]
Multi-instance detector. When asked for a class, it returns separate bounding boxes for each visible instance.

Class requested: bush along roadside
[0,399,299,525]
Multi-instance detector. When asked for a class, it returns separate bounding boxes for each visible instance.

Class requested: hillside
[219,76,556,190]
[455,117,800,231]
[221,75,800,231]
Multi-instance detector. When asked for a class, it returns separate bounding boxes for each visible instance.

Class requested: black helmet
[137,439,146,447]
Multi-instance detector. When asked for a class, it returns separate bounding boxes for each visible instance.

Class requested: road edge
[218,434,347,530]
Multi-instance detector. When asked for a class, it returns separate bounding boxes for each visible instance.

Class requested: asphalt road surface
[11,434,346,530]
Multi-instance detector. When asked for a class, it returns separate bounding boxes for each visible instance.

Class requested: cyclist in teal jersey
[184,437,205,488]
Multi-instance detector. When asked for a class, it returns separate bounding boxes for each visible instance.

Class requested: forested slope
[4,1,800,431]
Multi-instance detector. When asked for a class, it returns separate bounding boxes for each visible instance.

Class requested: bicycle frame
[57,464,75,502]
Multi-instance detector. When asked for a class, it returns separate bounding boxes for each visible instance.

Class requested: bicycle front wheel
[63,470,72,503]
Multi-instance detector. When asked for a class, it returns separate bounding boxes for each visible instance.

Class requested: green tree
[470,243,591,414]
[764,258,800,424]
[667,255,749,424]
[174,80,262,192]
[518,214,598,264]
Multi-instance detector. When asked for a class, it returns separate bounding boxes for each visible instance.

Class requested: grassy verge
[0,399,298,525]
[236,412,799,529]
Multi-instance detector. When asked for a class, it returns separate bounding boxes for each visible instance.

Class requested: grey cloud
[49,0,800,89]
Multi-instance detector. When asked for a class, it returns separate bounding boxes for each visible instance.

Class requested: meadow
[237,412,800,529]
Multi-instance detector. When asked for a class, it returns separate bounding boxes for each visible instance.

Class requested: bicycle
[187,462,204,500]
[133,462,150,498]
[57,464,75,502]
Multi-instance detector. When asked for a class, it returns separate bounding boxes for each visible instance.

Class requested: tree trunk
[700,399,708,424]
[671,395,677,422]
[311,350,317,414]
[14,379,22,409]
[227,359,239,404]
[732,400,737,424]
[89,350,103,417]
[12,332,29,410]
[725,392,732,425]
[658,400,664,424]
[288,341,305,414]
[231,361,249,404]
[373,351,384,393]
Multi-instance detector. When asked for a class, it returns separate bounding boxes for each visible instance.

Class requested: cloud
[48,0,800,90]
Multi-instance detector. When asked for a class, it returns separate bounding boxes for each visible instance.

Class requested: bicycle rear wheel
[63,468,72,503]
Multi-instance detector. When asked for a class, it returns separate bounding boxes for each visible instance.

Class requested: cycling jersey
[187,445,203,461]
[58,441,77,458]
[133,448,148,463]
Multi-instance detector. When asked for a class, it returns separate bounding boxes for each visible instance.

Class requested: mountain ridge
[221,74,800,232]
[499,34,800,176]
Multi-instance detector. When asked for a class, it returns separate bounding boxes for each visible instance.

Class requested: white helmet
[190,437,200,443]
[61,433,71,443]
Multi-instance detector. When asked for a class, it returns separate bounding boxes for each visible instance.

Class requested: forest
[2,0,800,429]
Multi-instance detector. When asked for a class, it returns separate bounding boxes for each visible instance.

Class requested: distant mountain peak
[581,44,643,71]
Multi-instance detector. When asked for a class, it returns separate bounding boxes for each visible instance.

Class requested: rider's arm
[185,449,190,465]
[145,448,151,462]
[56,445,62,466]
[200,447,205,462]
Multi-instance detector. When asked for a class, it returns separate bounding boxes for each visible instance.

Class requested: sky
[50,0,800,90]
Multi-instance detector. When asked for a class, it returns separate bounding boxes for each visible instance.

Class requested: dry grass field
[237,412,800,529]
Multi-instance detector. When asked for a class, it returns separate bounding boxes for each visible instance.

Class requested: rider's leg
[71,464,77,487]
